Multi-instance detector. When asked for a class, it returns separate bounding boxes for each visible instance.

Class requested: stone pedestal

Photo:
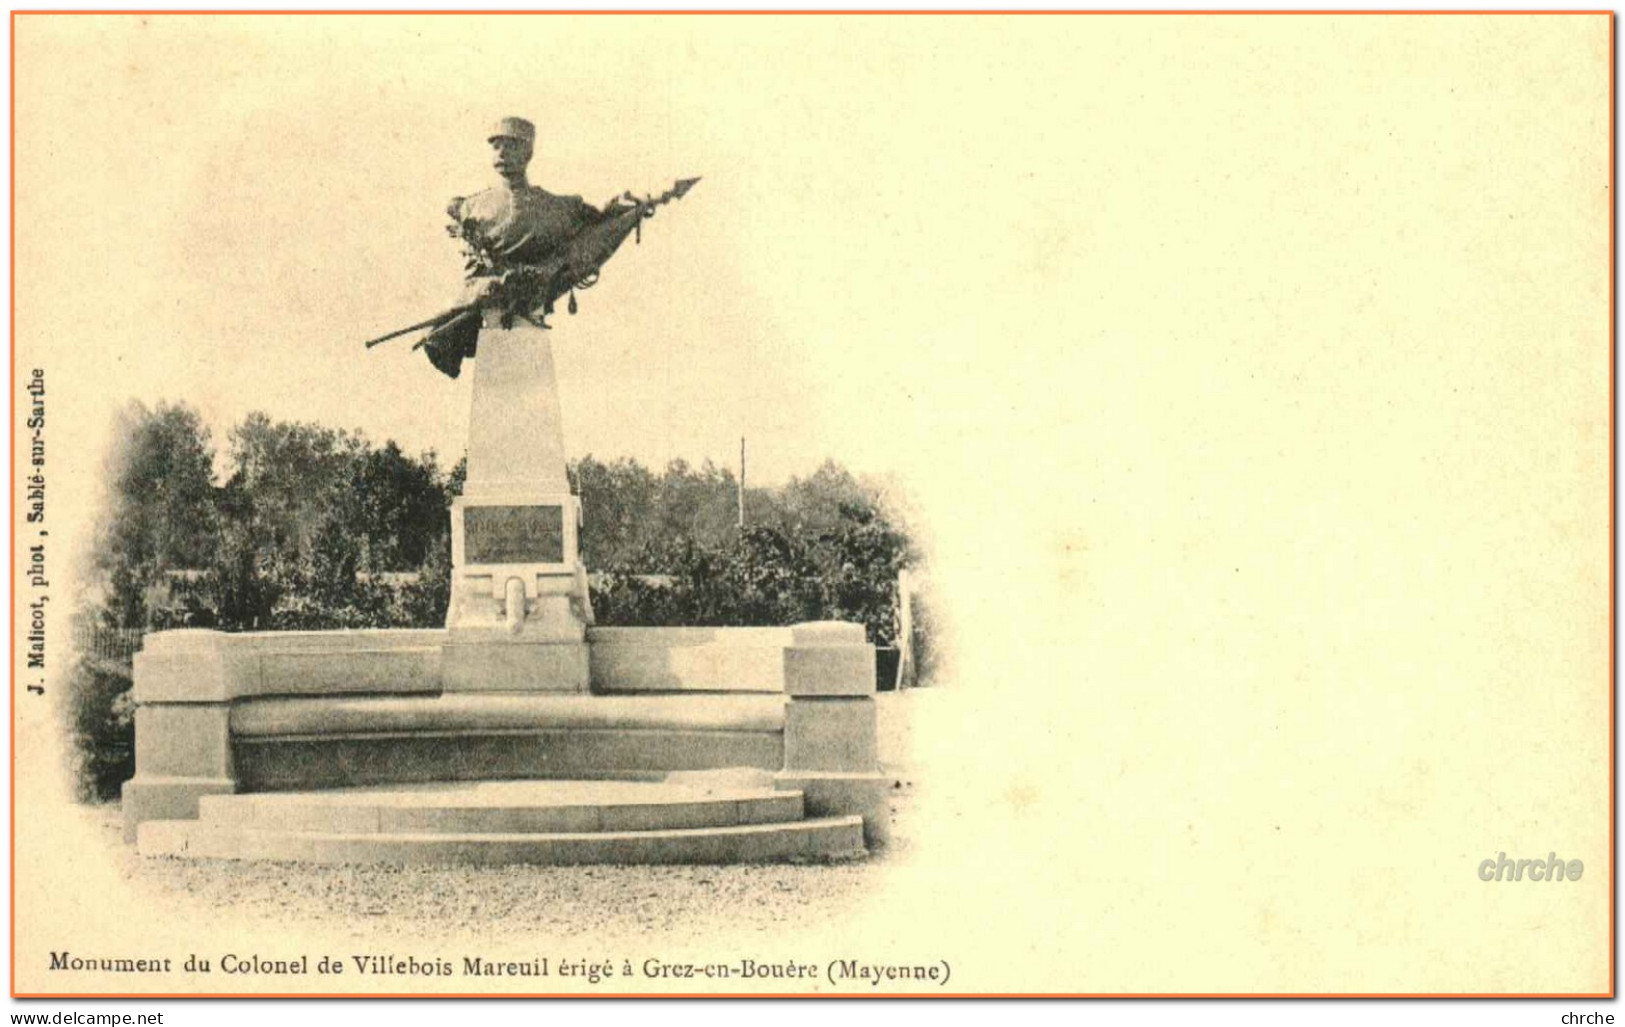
[120,704,237,841]
[445,310,591,692]
[772,621,887,845]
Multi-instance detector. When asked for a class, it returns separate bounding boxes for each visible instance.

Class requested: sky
[13,12,1609,659]
[16,15,1072,490]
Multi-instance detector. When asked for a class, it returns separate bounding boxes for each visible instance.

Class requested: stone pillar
[773,621,890,845]
[444,310,591,692]
[120,631,239,841]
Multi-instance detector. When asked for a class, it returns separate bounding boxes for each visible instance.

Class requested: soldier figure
[368,116,697,376]
[422,117,605,378]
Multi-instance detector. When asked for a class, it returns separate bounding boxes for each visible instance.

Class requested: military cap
[488,117,536,143]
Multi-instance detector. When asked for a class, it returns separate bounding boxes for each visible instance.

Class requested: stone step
[137,815,867,865]
[193,779,806,835]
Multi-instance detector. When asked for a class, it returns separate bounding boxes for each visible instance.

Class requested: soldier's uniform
[423,118,601,379]
[448,185,599,268]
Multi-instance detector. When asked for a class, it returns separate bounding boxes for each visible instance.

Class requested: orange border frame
[9,6,1612,1001]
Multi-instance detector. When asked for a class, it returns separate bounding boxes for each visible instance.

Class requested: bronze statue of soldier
[365,116,698,378]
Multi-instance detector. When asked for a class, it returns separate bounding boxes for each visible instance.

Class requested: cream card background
[11,13,1610,995]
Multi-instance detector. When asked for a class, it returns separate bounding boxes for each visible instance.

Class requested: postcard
[10,11,1611,998]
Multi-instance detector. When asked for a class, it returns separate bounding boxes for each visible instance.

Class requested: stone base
[783,696,878,772]
[441,640,589,693]
[774,771,890,847]
[139,812,866,866]
[121,775,236,842]
[447,571,589,640]
[235,732,784,792]
[136,777,868,865]
[122,620,885,857]
[226,692,787,790]
[784,642,875,696]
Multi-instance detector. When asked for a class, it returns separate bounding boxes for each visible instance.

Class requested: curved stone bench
[231,692,789,790]
[121,622,883,843]
[231,692,787,738]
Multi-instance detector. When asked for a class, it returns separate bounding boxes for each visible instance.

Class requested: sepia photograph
[9,9,1612,1004]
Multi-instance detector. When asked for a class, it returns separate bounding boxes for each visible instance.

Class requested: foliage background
[66,401,932,801]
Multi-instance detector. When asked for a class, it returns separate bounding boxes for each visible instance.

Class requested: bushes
[584,459,920,646]
[63,657,136,803]
[591,526,825,632]
[62,618,140,802]
[590,517,910,646]
[67,403,928,802]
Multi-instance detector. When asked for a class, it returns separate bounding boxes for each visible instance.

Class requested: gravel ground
[102,690,925,945]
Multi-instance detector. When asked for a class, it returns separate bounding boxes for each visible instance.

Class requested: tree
[572,455,661,569]
[210,414,358,629]
[90,401,219,630]
[808,510,912,644]
[70,406,468,798]
[586,457,918,646]
[777,459,877,531]
[348,442,452,571]
[70,423,929,800]
[72,401,217,800]
[654,458,741,557]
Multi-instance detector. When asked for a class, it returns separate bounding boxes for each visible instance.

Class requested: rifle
[363,305,474,349]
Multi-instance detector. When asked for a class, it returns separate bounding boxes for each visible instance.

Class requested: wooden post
[898,569,915,688]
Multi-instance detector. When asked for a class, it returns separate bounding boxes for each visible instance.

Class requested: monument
[370,116,700,691]
[118,118,888,865]
[432,116,616,693]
